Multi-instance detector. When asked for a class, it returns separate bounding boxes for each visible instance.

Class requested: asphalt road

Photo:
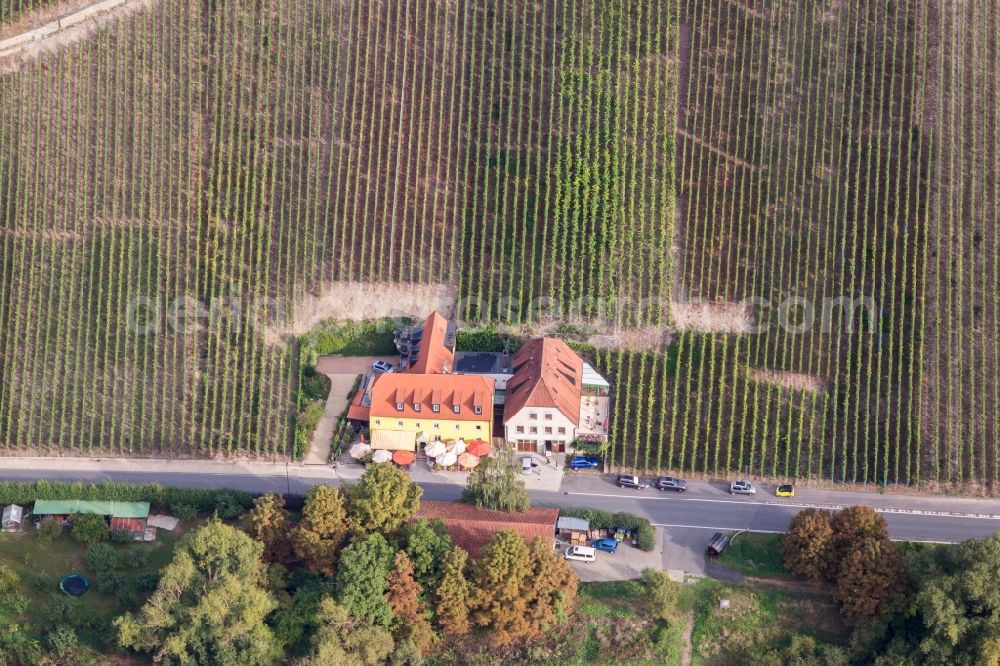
[2,467,999,544]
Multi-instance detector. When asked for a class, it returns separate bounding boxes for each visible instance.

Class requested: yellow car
[776,484,795,497]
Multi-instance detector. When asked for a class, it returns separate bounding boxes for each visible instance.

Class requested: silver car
[729,480,756,495]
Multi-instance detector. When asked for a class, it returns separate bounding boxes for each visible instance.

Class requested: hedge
[0,481,253,513]
[558,507,656,551]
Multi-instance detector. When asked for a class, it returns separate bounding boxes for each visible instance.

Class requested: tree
[297,597,395,666]
[470,530,533,646]
[640,568,680,624]
[834,538,907,623]
[524,537,577,629]
[462,447,530,512]
[386,551,436,655]
[335,533,395,627]
[345,464,422,536]
[114,520,280,666]
[0,564,19,595]
[755,634,850,666]
[783,508,834,581]
[71,513,109,543]
[827,506,887,579]
[402,518,452,588]
[870,533,1000,665]
[38,517,61,543]
[291,485,349,576]
[434,546,472,635]
[249,493,293,562]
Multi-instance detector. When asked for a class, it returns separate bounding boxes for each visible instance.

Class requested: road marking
[651,524,960,544]
[565,491,1000,520]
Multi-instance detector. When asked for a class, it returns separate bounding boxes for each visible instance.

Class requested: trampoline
[59,573,89,597]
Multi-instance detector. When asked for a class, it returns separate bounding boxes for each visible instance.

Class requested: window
[529,426,538,434]
[413,403,421,412]
[415,423,421,428]
[474,405,482,415]
[475,425,482,430]
[544,427,552,435]
[544,413,553,421]
[558,427,566,435]
[516,426,524,434]
[432,403,441,413]
[454,424,460,430]
[433,423,440,429]
[397,421,404,427]
[395,402,404,412]
[529,412,537,420]
[453,404,461,414]
[374,419,381,426]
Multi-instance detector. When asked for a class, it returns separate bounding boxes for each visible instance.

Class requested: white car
[564,546,596,563]
[730,480,756,495]
[372,360,395,374]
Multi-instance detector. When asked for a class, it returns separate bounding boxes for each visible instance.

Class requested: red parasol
[392,450,416,465]
[466,439,491,457]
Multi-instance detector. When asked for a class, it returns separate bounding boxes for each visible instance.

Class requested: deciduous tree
[524,537,577,628]
[434,546,472,635]
[345,464,422,536]
[335,533,395,627]
[402,518,452,587]
[70,513,109,543]
[114,521,280,666]
[249,493,292,562]
[783,508,834,581]
[470,530,533,646]
[291,485,349,576]
[827,506,887,578]
[296,597,395,666]
[462,447,530,512]
[834,538,907,622]
[386,551,435,655]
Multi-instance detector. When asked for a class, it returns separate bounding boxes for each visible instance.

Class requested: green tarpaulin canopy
[32,500,150,519]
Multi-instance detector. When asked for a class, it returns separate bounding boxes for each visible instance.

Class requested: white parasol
[348,442,371,459]
[452,440,467,455]
[371,449,393,463]
[425,440,447,458]
[436,451,458,467]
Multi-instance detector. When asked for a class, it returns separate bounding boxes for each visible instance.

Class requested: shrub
[71,514,109,543]
[122,545,152,569]
[38,517,61,543]
[0,481,251,513]
[214,492,246,521]
[85,543,121,573]
[45,625,78,658]
[135,572,160,591]
[30,572,53,592]
[0,564,19,594]
[42,594,73,628]
[300,368,332,402]
[558,508,656,552]
[170,503,197,521]
[111,529,134,544]
[96,570,126,595]
[4,591,30,615]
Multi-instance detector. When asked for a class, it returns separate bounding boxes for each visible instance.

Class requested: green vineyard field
[0,0,997,489]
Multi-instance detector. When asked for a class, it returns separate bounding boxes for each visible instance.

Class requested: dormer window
[453,404,460,414]
[413,403,421,412]
[396,402,404,412]
[474,405,483,415]
[432,403,440,413]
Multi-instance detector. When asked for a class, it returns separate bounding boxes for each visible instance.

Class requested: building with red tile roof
[367,373,494,444]
[399,311,456,374]
[414,500,558,558]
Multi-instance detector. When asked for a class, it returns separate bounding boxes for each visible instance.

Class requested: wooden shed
[556,516,590,545]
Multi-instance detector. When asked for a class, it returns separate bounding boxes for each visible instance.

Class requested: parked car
[729,480,756,495]
[653,476,688,492]
[521,456,536,475]
[617,475,646,490]
[372,360,394,374]
[568,456,600,470]
[591,538,619,554]
[775,484,795,497]
[564,546,596,563]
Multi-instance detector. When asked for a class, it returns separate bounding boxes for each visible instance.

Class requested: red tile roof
[503,338,583,425]
[407,312,455,374]
[109,517,146,535]
[414,500,558,558]
[370,374,493,421]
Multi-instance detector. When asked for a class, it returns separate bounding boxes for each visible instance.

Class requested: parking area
[563,528,668,582]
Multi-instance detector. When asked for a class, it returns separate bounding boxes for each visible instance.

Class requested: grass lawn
[0,523,183,652]
[715,532,788,577]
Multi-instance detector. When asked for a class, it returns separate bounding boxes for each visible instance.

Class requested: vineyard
[602,0,1000,488]
[0,0,674,457]
[0,0,997,489]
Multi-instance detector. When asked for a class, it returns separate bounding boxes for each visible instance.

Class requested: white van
[564,546,597,563]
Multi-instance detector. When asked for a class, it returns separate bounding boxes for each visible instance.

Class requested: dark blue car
[568,456,600,470]
[591,538,619,553]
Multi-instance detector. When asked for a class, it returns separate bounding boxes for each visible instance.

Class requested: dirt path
[0,0,151,73]
[679,614,694,666]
